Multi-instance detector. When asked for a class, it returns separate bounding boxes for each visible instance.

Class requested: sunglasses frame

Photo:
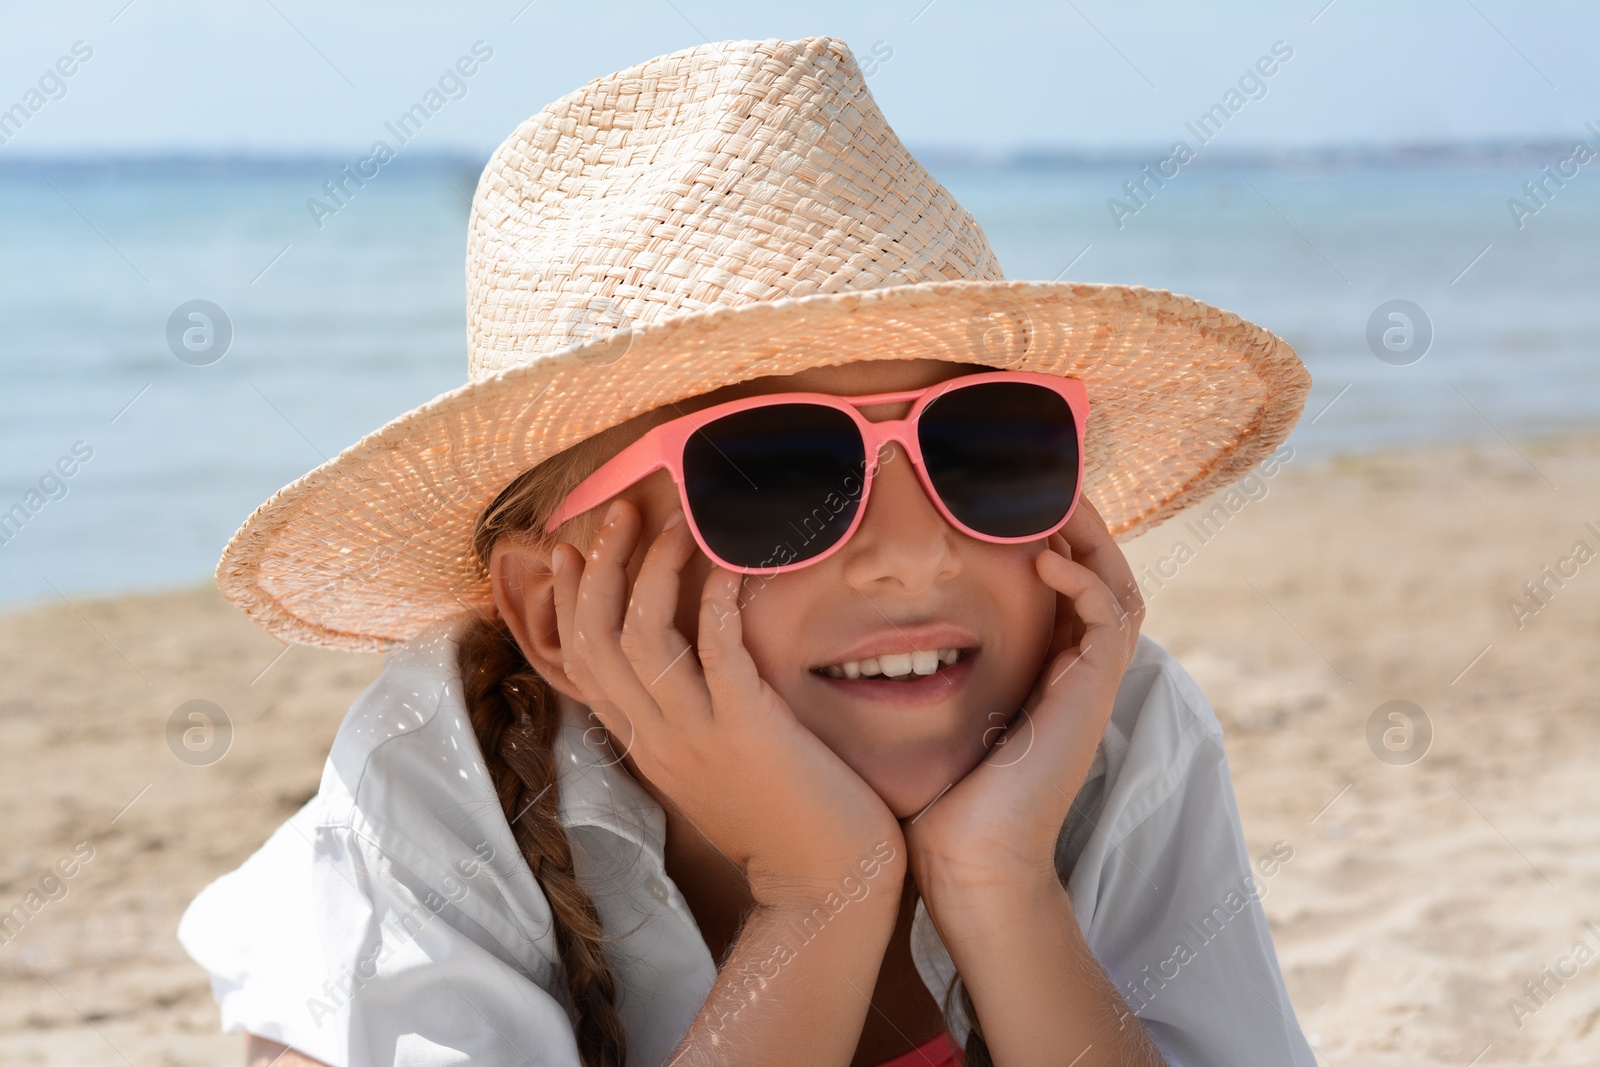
[545,369,1090,575]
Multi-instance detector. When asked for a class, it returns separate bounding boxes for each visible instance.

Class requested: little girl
[181,36,1317,1067]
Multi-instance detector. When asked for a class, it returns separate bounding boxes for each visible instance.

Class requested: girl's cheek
[725,578,788,674]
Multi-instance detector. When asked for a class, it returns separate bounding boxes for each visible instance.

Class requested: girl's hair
[456,418,996,1067]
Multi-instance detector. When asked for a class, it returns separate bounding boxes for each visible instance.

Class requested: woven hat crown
[465,36,1004,379]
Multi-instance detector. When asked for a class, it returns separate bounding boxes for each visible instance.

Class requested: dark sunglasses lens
[683,405,866,568]
[918,381,1080,538]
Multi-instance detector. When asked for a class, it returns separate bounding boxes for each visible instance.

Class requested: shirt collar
[549,690,670,868]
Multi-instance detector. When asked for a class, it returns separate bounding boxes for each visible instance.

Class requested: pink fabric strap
[869,1030,963,1067]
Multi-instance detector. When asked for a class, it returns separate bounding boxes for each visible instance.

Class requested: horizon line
[0,135,1587,171]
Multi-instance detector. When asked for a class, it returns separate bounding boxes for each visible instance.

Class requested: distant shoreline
[0,137,1589,173]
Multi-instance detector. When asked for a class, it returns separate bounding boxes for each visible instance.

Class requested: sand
[2,430,1598,1066]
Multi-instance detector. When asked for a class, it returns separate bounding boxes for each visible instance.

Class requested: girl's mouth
[809,648,978,704]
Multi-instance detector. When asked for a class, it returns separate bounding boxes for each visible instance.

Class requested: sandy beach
[2,429,1597,1067]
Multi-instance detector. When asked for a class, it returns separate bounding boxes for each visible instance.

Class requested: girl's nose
[837,441,961,593]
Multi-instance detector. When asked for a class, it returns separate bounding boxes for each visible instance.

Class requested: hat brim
[217,278,1310,652]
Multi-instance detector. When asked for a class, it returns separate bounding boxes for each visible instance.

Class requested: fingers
[549,538,643,755]
[1057,497,1146,632]
[549,542,596,693]
[556,501,662,726]
[696,566,767,723]
[1041,531,1081,648]
[619,509,710,714]
[1036,548,1133,661]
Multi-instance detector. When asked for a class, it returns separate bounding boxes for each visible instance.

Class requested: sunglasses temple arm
[543,429,673,534]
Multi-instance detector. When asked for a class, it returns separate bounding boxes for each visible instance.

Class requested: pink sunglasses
[546,369,1089,575]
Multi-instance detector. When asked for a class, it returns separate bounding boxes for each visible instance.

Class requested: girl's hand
[903,496,1146,895]
[551,498,907,909]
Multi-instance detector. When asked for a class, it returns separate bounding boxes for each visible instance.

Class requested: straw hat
[217,35,1310,653]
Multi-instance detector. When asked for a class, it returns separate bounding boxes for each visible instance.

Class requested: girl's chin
[805,713,999,818]
[859,748,989,822]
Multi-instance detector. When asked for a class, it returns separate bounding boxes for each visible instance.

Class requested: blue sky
[1,1,1595,156]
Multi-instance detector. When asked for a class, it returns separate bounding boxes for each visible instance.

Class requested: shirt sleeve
[1070,656,1317,1067]
[178,799,343,1062]
[178,798,587,1067]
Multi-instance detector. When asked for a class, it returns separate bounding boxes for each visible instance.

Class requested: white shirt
[179,614,1315,1067]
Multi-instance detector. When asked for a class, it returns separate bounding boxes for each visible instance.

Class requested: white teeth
[818,648,966,680]
[878,652,913,677]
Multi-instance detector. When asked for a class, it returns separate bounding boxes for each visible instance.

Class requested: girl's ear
[488,538,585,703]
